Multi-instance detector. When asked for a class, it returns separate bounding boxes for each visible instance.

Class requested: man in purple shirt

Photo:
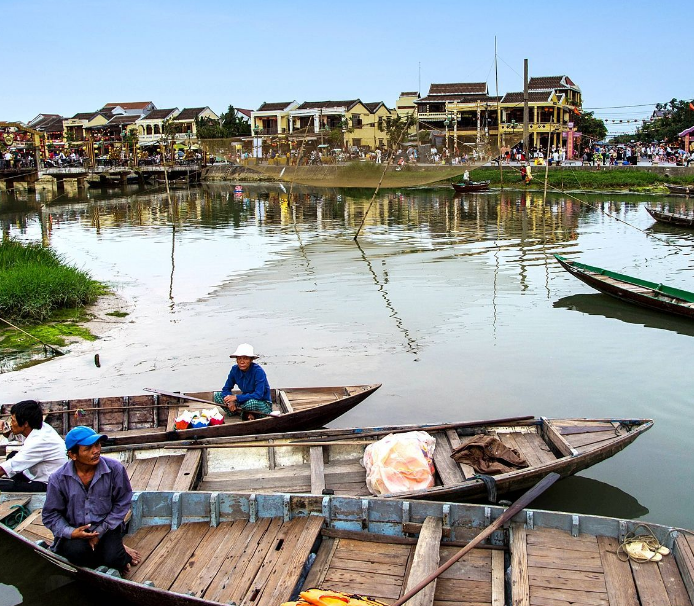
[42,426,140,573]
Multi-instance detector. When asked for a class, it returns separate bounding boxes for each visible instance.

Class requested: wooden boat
[2,488,692,606]
[665,183,692,196]
[555,254,694,320]
[108,416,652,502]
[0,385,381,452]
[646,206,694,228]
[451,180,490,193]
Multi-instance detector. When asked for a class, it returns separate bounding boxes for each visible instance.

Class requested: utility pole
[523,58,529,159]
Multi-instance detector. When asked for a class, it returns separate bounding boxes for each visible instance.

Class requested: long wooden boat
[646,206,694,227]
[2,488,692,606]
[107,416,652,502]
[0,384,381,452]
[555,254,694,319]
[452,180,490,193]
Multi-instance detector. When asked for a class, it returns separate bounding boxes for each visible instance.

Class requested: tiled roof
[102,101,153,109]
[71,111,101,120]
[296,100,360,111]
[106,114,139,125]
[428,83,488,96]
[31,115,64,132]
[173,107,208,121]
[501,91,554,104]
[236,108,252,118]
[528,76,580,92]
[257,102,294,112]
[363,102,388,113]
[416,93,495,104]
[140,108,178,120]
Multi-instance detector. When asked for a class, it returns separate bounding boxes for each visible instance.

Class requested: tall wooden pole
[523,59,529,160]
[495,37,503,188]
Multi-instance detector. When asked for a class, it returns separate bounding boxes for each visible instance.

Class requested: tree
[574,111,607,145]
[637,98,694,143]
[220,105,251,137]
[385,114,415,150]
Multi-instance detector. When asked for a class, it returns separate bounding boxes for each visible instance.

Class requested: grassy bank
[0,239,104,323]
[466,166,694,192]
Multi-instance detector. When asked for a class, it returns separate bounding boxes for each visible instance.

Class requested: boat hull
[452,180,490,193]
[646,206,694,228]
[555,254,694,319]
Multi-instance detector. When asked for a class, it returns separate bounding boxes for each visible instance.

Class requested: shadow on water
[554,293,694,337]
[506,475,650,520]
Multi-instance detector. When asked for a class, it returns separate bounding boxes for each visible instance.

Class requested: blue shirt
[42,456,132,545]
[221,362,271,404]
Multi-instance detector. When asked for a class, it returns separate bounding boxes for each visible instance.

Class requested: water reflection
[524,475,650,520]
[554,293,694,337]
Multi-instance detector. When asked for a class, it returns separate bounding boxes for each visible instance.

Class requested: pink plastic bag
[363,431,436,496]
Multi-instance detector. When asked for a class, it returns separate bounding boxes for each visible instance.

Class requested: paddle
[390,472,561,606]
[143,388,279,419]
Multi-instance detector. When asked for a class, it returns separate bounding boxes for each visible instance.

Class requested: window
[378,117,383,131]
[352,114,363,128]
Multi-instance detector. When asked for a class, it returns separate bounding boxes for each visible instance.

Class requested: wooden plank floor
[124,515,324,605]
[512,526,693,606]
[126,451,201,491]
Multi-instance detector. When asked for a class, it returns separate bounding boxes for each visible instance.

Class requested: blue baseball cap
[65,426,108,450]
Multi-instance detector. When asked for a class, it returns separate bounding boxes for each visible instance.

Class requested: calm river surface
[0,181,692,605]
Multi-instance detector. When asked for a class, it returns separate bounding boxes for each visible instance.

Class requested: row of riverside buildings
[5,74,583,161]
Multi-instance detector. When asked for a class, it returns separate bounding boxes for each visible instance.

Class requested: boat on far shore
[665,183,692,196]
[555,254,694,319]
[452,180,490,193]
[646,206,694,228]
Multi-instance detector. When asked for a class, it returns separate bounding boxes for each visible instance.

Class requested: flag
[689,102,694,111]
[573,106,581,116]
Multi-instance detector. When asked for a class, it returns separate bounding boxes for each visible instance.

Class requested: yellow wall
[344,103,395,150]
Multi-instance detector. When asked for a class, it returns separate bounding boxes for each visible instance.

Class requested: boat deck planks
[403,517,442,606]
[432,432,465,486]
[126,453,200,492]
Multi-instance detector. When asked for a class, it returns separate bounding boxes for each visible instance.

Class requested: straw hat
[230,343,258,359]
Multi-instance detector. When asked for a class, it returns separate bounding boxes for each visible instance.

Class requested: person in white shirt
[0,400,67,492]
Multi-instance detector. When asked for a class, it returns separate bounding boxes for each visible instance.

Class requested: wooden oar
[0,402,190,419]
[390,472,561,606]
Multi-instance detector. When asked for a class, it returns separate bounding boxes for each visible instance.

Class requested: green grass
[0,239,104,323]
[0,321,97,349]
[465,166,694,191]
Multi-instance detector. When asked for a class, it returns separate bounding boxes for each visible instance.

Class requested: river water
[0,182,692,605]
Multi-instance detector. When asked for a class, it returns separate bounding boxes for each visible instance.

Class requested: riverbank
[0,240,129,370]
[202,162,694,192]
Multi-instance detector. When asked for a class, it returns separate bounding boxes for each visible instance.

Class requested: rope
[617,523,671,563]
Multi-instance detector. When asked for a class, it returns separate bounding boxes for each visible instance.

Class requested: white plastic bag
[363,431,436,496]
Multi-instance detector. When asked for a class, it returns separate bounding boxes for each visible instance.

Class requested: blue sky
[3,1,691,136]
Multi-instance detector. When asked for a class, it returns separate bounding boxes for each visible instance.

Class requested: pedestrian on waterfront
[42,426,141,573]
[0,400,67,492]
[215,343,273,420]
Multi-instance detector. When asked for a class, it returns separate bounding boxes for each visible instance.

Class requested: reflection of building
[415,76,582,154]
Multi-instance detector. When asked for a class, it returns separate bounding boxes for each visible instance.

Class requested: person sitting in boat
[462,170,470,181]
[42,426,141,573]
[215,343,273,421]
[0,400,67,492]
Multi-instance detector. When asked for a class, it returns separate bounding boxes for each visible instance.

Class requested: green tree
[638,98,694,143]
[385,114,415,150]
[220,105,251,137]
[195,117,225,139]
[575,111,607,145]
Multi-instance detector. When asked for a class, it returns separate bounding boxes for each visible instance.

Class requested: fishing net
[197,132,523,189]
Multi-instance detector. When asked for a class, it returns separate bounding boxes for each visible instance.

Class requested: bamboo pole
[0,316,65,356]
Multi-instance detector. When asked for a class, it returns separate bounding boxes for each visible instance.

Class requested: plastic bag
[362,431,436,496]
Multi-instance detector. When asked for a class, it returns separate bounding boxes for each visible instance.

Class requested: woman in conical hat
[215,344,272,421]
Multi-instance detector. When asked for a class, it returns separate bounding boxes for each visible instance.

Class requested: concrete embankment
[202,164,274,182]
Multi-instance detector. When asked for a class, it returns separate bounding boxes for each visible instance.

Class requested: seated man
[0,400,67,492]
[42,426,140,573]
[215,343,272,421]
